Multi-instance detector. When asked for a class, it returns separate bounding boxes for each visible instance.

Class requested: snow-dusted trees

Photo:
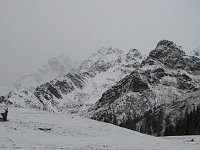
[164,105,200,136]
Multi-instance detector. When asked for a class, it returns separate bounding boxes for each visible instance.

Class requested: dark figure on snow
[0,107,8,122]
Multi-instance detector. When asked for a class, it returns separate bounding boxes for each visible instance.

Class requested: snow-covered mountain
[190,47,200,58]
[2,40,200,137]
[33,47,144,113]
[12,54,79,91]
[90,40,200,135]
[3,47,144,113]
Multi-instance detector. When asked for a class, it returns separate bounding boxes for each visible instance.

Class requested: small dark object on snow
[38,127,52,131]
[191,139,194,142]
[0,108,8,122]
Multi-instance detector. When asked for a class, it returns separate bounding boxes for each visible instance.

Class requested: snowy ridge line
[2,47,144,114]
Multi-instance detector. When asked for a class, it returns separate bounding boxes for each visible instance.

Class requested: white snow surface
[0,107,199,150]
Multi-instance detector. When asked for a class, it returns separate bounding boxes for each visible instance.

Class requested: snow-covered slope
[0,107,199,150]
[6,89,43,109]
[12,54,79,91]
[90,40,200,135]
[5,47,144,113]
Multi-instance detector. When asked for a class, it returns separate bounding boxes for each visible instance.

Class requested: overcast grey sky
[0,0,200,86]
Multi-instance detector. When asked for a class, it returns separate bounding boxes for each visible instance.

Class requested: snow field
[0,108,199,150]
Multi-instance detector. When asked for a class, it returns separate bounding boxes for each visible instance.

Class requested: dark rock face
[149,41,184,62]
[143,40,200,73]
[176,74,195,90]
[65,73,86,89]
[191,61,200,71]
[155,40,181,50]
[34,72,88,109]
[94,70,149,110]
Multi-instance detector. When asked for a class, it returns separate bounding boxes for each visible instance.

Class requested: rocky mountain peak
[78,47,137,73]
[92,47,123,58]
[126,49,143,62]
[150,40,185,60]
[95,47,123,57]
[106,47,123,55]
[156,40,182,50]
[143,40,194,71]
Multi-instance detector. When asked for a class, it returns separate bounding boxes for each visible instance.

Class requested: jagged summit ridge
[148,40,185,61]
[78,47,143,74]
[156,40,182,50]
[78,47,124,73]
[3,46,144,113]
[143,40,200,73]
[90,40,200,136]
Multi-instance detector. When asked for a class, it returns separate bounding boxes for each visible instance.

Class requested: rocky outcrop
[143,40,200,73]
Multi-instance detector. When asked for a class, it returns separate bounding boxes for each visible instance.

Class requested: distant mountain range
[3,47,145,112]
[1,40,200,136]
[12,54,79,91]
[0,54,79,96]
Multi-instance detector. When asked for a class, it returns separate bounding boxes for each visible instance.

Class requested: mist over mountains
[0,54,79,96]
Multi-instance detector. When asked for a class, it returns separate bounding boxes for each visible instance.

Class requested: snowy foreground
[0,108,199,150]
